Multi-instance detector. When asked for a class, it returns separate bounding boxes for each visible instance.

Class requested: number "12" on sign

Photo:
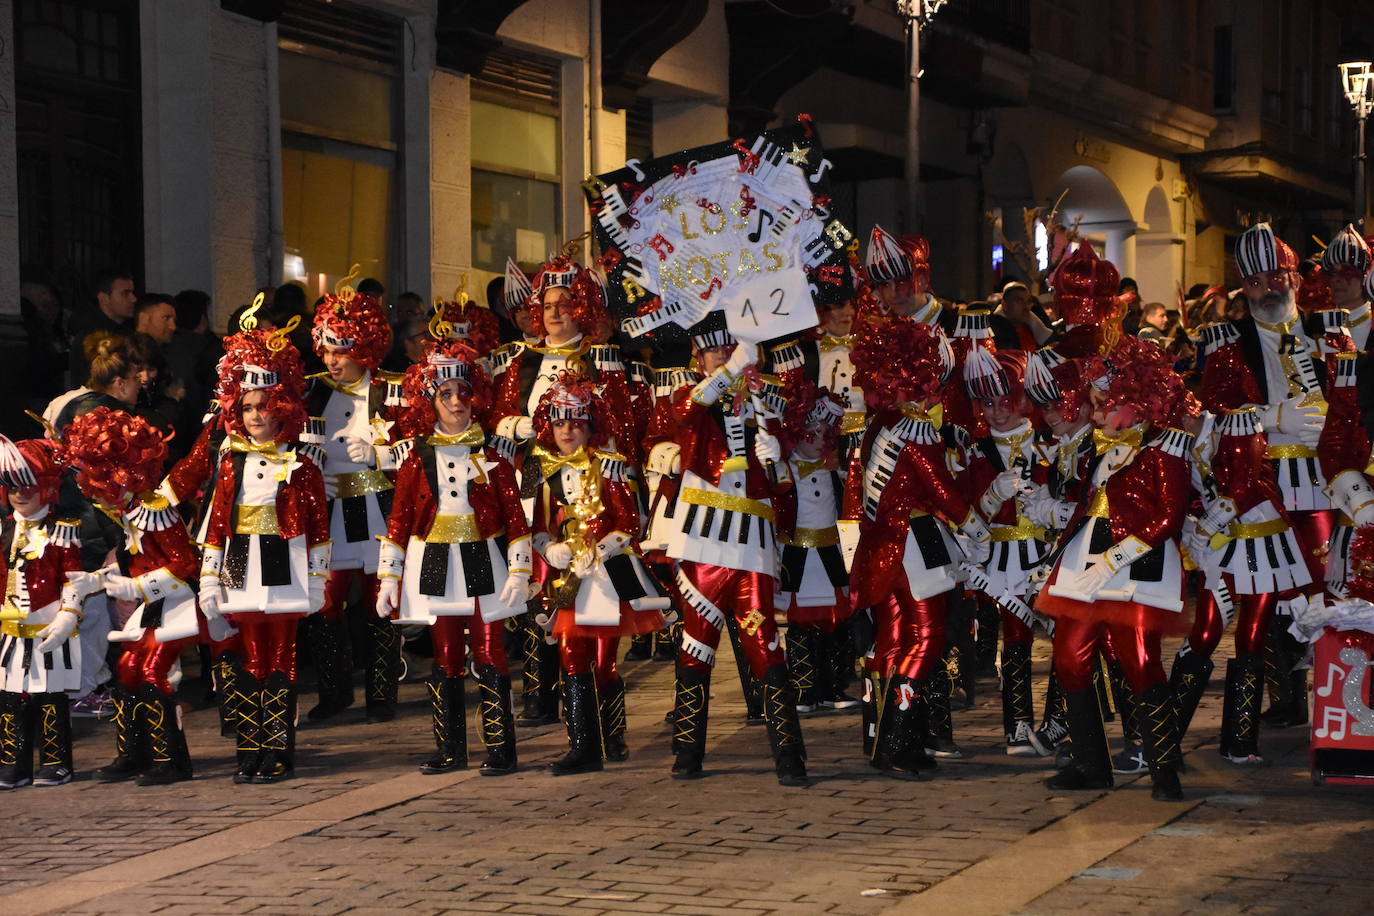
[739,288,789,326]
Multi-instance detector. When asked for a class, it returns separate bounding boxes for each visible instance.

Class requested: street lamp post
[895,0,949,234]
[1339,57,1374,228]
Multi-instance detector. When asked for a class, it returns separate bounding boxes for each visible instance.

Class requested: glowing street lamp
[1338,49,1373,226]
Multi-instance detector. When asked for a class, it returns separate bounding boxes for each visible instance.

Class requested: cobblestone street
[2,642,1372,916]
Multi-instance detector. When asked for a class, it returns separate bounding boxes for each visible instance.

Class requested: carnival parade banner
[583,116,854,346]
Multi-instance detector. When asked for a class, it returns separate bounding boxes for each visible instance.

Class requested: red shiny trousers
[558,635,621,690]
[431,615,509,678]
[235,613,300,681]
[1001,609,1034,650]
[1290,509,1335,585]
[1188,584,1277,658]
[1052,617,1165,695]
[872,583,948,681]
[319,569,380,621]
[677,561,785,677]
[114,630,196,695]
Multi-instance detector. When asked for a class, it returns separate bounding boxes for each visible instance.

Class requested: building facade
[0,0,1368,350]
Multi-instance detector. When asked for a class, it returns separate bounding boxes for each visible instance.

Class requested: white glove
[1020,486,1071,529]
[1180,517,1213,569]
[753,428,783,464]
[376,577,400,618]
[1077,560,1115,599]
[544,541,574,570]
[980,469,1027,516]
[1194,496,1238,537]
[513,416,535,441]
[324,475,340,500]
[103,572,142,601]
[198,575,222,619]
[571,550,595,579]
[65,569,104,600]
[958,512,993,565]
[991,469,1027,501]
[37,609,79,654]
[309,576,326,614]
[1258,395,1323,439]
[344,436,376,466]
[725,341,756,375]
[205,612,238,643]
[499,572,530,607]
[647,442,682,477]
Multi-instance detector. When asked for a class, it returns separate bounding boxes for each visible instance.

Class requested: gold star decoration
[785,144,811,167]
[658,193,682,215]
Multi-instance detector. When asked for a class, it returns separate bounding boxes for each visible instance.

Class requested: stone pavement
[1,639,1372,916]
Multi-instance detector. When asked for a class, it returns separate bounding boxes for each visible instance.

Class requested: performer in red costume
[863,226,955,331]
[377,338,530,776]
[843,318,991,779]
[304,277,402,723]
[1043,243,1123,359]
[64,409,201,786]
[491,251,633,725]
[960,351,1053,755]
[1319,352,1374,602]
[665,314,807,786]
[1320,225,1371,351]
[0,436,87,789]
[199,326,330,784]
[773,384,852,714]
[1201,223,1353,729]
[1180,406,1312,765]
[529,374,668,773]
[1036,336,1198,800]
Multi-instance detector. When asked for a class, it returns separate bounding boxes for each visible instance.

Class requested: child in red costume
[199,326,330,784]
[530,373,668,774]
[0,435,88,789]
[377,339,531,776]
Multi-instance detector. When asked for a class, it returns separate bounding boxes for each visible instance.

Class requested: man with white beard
[1201,223,1350,729]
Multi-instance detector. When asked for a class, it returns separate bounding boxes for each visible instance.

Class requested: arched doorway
[1048,165,1135,281]
[1135,185,1183,308]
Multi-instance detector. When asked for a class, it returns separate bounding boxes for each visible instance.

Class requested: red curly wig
[62,407,168,508]
[217,330,308,444]
[1297,263,1334,314]
[398,340,493,439]
[533,372,612,449]
[851,317,948,407]
[436,299,501,354]
[1082,336,1197,430]
[526,255,612,342]
[312,291,392,369]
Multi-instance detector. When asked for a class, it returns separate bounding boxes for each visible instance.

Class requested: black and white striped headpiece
[503,258,533,313]
[1321,225,1372,275]
[865,225,911,284]
[0,435,38,490]
[423,355,471,395]
[1023,348,1065,407]
[316,327,356,351]
[1235,222,1296,279]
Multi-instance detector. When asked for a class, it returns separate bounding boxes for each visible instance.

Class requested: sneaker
[1111,741,1148,775]
[795,701,817,714]
[33,766,73,787]
[71,691,114,719]
[819,692,861,711]
[1006,720,1038,757]
[925,736,966,759]
[1221,751,1267,767]
[1029,718,1069,757]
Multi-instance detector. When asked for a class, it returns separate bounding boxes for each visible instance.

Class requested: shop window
[471,50,562,288]
[278,0,401,297]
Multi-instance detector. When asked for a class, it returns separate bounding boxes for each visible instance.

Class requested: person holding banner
[376,338,530,777]
[665,314,808,786]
